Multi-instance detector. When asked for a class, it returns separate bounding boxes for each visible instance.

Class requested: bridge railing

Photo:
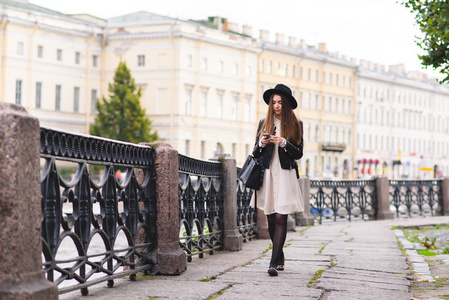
[389,179,444,218]
[236,166,257,242]
[178,154,223,261]
[309,179,377,224]
[2,103,449,299]
[40,126,157,295]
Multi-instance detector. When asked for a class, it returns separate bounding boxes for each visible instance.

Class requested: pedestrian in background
[252,83,304,276]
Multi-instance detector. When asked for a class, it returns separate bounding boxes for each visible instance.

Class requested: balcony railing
[321,143,347,152]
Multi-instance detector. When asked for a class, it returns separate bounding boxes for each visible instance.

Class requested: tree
[90,61,158,143]
[401,0,449,83]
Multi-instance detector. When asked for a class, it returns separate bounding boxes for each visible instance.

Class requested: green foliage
[90,61,158,143]
[421,236,437,249]
[308,269,325,287]
[401,0,449,83]
[417,249,437,256]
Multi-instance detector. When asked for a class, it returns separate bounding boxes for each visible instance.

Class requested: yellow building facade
[0,1,358,175]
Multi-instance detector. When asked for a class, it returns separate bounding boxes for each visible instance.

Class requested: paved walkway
[60,216,449,300]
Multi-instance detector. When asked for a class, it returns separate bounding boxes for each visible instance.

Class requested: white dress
[251,116,304,215]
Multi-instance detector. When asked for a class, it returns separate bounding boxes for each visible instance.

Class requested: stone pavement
[60,216,449,300]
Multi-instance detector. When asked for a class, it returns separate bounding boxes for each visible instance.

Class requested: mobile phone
[263,133,270,138]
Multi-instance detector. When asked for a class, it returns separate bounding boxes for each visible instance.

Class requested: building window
[186,55,192,67]
[246,66,252,78]
[137,55,145,66]
[35,82,42,109]
[300,67,303,79]
[233,63,239,75]
[316,70,319,82]
[57,49,62,61]
[329,73,333,85]
[267,61,272,74]
[336,74,339,86]
[185,140,190,156]
[200,90,207,117]
[92,55,98,67]
[17,42,24,55]
[260,59,264,72]
[185,86,193,115]
[75,52,80,64]
[217,92,224,119]
[231,95,239,120]
[292,65,296,78]
[307,68,311,80]
[218,60,224,73]
[37,45,43,58]
[15,80,22,105]
[74,87,80,113]
[322,72,326,84]
[201,141,205,159]
[91,89,98,114]
[55,85,62,111]
[201,58,208,70]
[216,143,224,155]
[232,143,236,158]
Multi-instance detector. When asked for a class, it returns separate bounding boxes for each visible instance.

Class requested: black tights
[267,213,287,267]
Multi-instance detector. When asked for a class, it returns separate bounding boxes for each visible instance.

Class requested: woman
[252,83,304,276]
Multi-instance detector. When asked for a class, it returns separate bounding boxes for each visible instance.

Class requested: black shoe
[276,257,285,271]
[268,267,278,276]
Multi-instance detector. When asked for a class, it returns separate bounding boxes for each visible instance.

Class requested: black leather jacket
[252,118,304,176]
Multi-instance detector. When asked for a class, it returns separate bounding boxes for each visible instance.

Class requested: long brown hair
[259,93,302,144]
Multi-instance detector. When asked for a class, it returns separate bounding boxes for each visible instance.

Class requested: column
[212,154,243,250]
[375,175,394,220]
[0,103,58,299]
[295,176,315,226]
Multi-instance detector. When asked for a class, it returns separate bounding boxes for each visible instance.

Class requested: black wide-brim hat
[263,83,297,109]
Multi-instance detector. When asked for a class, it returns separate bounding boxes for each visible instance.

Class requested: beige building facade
[15,1,449,180]
[0,0,359,175]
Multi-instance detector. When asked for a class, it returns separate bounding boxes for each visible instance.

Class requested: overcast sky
[29,0,440,78]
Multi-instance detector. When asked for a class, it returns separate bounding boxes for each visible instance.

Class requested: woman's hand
[260,136,271,146]
[269,136,286,146]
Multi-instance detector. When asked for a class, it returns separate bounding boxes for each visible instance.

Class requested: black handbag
[238,155,265,190]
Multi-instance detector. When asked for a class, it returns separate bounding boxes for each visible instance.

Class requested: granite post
[442,177,449,216]
[295,176,315,226]
[149,143,186,274]
[256,208,270,239]
[212,154,243,251]
[0,103,58,299]
[375,176,394,220]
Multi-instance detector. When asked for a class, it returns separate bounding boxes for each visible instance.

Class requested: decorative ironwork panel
[310,180,377,224]
[40,127,156,295]
[389,179,443,218]
[178,154,223,262]
[236,168,257,242]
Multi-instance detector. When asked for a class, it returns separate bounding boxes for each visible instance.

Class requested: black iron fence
[390,179,443,217]
[309,179,377,224]
[178,154,223,262]
[40,127,156,294]
[309,178,446,223]
[236,167,258,242]
[37,126,448,294]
